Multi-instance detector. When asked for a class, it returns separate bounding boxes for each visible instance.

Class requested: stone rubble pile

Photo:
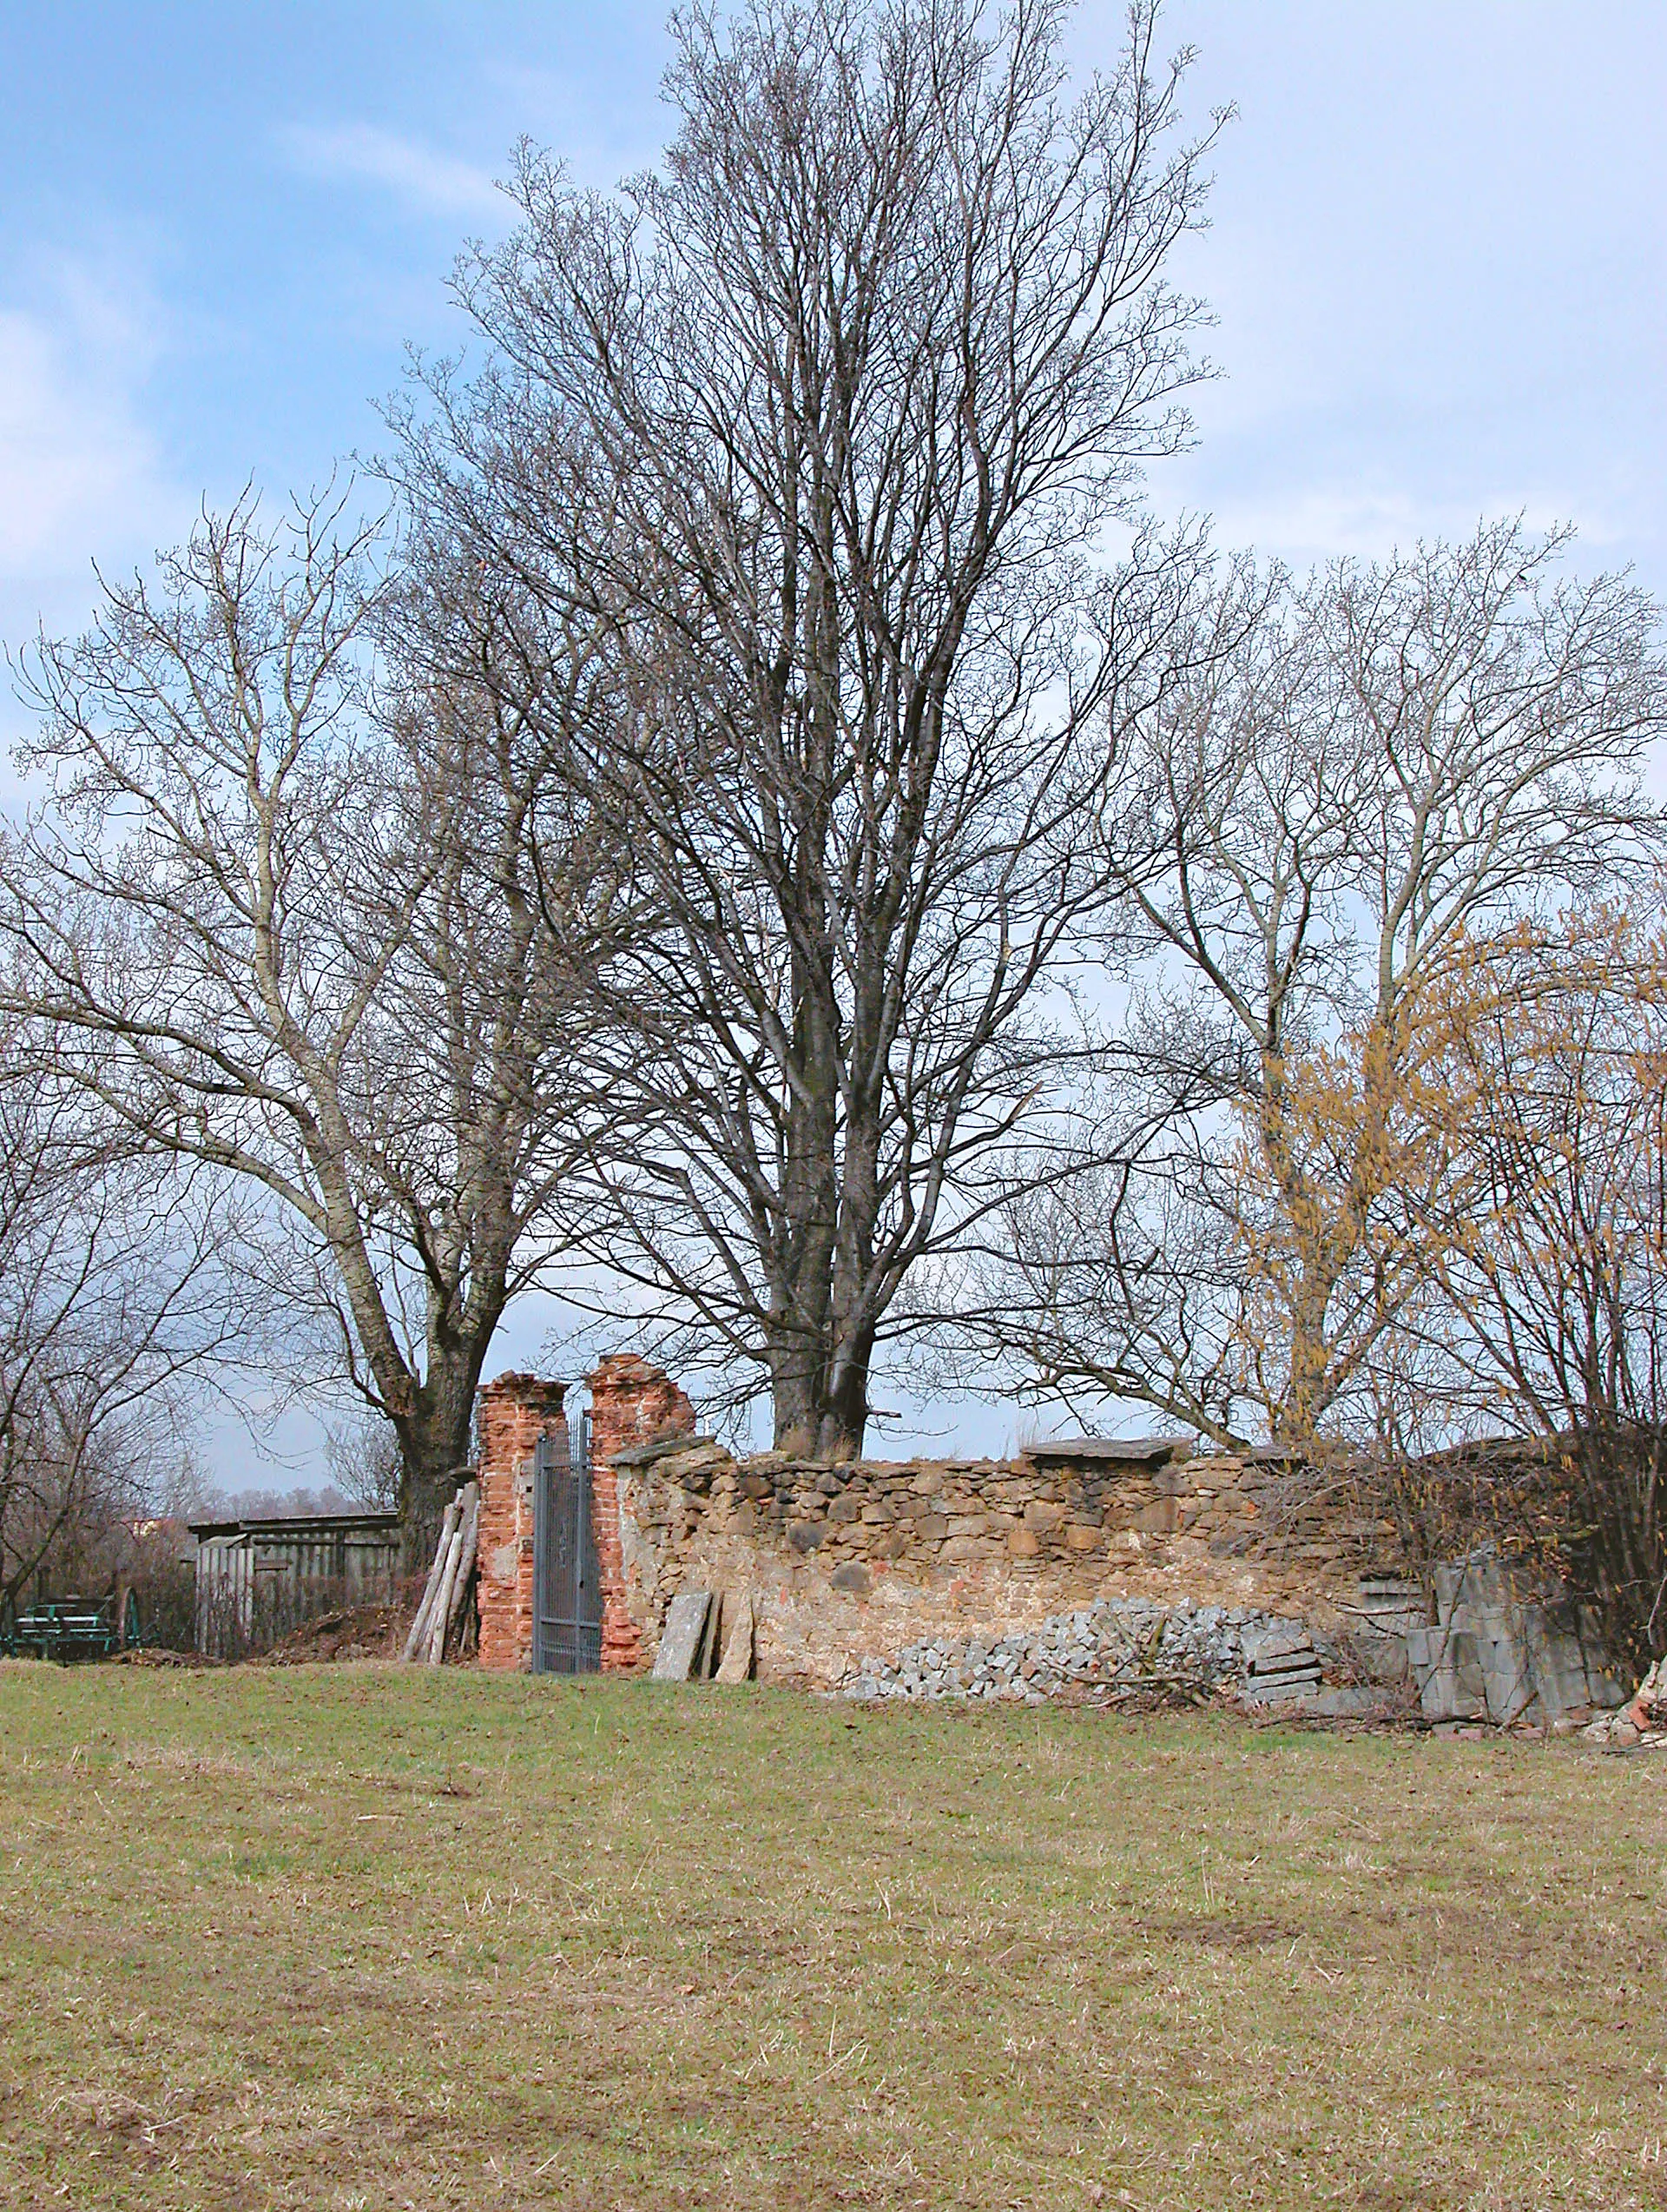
[841,1596,1328,1706]
[1582,1655,1667,1748]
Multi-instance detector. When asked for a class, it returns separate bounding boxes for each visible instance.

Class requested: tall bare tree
[3,490,614,1532]
[1412,904,1667,1654]
[0,1041,236,1607]
[399,0,1222,1456]
[978,523,1667,1444]
[1424,910,1667,1440]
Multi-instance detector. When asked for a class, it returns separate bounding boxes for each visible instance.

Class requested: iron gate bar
[532,1411,601,1674]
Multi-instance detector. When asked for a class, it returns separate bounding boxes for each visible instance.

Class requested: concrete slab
[653,1589,713,1681]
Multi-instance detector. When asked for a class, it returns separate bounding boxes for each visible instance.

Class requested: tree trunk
[768,1320,873,1461]
[392,1347,492,1568]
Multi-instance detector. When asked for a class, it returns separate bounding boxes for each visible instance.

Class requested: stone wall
[607,1419,1398,1693]
[476,1359,1623,1724]
[473,1359,1387,1680]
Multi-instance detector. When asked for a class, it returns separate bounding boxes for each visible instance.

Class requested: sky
[3,1,1664,1479]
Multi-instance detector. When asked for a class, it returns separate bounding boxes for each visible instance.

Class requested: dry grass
[2,1662,1665,2210]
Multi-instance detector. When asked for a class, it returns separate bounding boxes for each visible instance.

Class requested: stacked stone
[608,1412,1409,1692]
[840,1597,1321,1705]
[711,1453,1253,1578]
[1582,1655,1667,1747]
[617,1428,1403,1593]
[1239,1620,1325,1703]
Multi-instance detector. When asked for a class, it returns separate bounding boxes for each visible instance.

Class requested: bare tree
[1411,904,1667,1657]
[3,490,615,1535]
[398,0,1223,1456]
[968,1071,1255,1443]
[979,523,1667,1444]
[0,1044,235,1607]
[323,1407,403,1514]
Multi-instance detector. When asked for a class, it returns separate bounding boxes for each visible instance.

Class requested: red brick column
[588,1354,696,1671]
[475,1374,568,1672]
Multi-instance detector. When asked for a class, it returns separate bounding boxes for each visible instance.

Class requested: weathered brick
[589,1354,695,1672]
[475,1373,568,1674]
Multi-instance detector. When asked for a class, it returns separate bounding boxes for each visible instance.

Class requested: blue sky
[3,1,1664,1476]
[4,0,1663,659]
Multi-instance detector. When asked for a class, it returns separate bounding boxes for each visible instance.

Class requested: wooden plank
[652,1590,712,1681]
[401,1496,460,1662]
[425,1522,466,1666]
[442,1484,481,1655]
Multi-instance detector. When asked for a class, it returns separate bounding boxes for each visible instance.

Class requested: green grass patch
[2,1661,1665,2209]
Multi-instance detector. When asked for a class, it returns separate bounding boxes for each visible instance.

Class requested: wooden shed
[190,1510,402,1658]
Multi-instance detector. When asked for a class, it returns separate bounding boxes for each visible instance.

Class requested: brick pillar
[588,1354,696,1672]
[475,1373,568,1672]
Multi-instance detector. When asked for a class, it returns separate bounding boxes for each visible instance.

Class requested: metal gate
[532,1413,601,1674]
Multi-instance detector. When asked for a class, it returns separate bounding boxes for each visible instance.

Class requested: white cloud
[0,257,183,590]
[278,122,504,221]
[0,252,194,796]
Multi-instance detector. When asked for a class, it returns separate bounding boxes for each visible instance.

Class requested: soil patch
[254,1602,409,1664]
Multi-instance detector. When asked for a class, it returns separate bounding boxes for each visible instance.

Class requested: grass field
[3,1664,1667,2212]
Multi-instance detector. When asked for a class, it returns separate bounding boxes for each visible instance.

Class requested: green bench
[1,1590,142,1661]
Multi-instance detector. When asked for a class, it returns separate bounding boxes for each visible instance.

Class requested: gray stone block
[1475,1634,1534,1724]
[1243,1673,1321,1705]
[1248,1648,1321,1676]
[653,1588,713,1681]
[1407,1625,1485,1720]
[715,1592,754,1683]
[1241,1620,1313,1667]
[1304,1687,1396,1720]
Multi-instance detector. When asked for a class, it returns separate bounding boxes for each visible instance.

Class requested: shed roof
[188,1510,401,1542]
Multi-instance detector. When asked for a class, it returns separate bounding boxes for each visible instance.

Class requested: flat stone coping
[1022,1436,1191,1467]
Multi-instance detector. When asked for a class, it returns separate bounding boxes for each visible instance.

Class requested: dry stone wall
[608,1430,1396,1694]
[475,1357,1624,1725]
